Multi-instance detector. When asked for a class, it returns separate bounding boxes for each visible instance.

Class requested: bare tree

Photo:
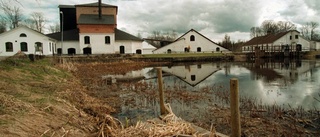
[277,21,296,33]
[261,20,279,35]
[250,27,264,38]
[300,21,319,41]
[146,30,177,47]
[48,23,60,33]
[0,1,23,29]
[29,12,46,33]
[250,20,298,38]
[0,16,6,33]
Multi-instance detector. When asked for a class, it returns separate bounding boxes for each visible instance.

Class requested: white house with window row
[153,29,229,54]
[0,26,57,56]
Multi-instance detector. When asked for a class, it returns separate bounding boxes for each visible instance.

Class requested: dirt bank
[0,57,114,137]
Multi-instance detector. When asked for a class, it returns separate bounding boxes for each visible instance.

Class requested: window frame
[105,36,111,44]
[20,33,27,37]
[190,35,195,41]
[84,36,90,44]
[20,42,28,52]
[5,42,13,52]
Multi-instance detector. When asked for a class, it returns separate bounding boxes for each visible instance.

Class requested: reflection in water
[109,60,320,124]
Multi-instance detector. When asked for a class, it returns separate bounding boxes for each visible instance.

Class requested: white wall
[56,41,80,54]
[0,27,56,56]
[114,40,143,54]
[153,30,228,54]
[316,42,320,51]
[79,33,115,54]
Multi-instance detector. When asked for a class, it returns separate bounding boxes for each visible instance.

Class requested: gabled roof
[0,26,55,40]
[153,29,227,52]
[75,2,117,7]
[78,14,115,25]
[46,29,79,41]
[176,29,220,45]
[115,28,143,41]
[242,30,299,46]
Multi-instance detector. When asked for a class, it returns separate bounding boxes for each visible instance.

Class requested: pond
[108,59,320,125]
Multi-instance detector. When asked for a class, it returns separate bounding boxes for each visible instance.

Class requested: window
[49,43,51,52]
[295,35,299,39]
[20,33,27,37]
[84,36,90,44]
[5,42,13,52]
[20,42,28,52]
[290,36,292,40]
[190,35,195,41]
[197,47,201,52]
[191,75,196,81]
[167,49,171,53]
[136,49,142,54]
[35,42,42,51]
[105,36,111,44]
[216,47,220,52]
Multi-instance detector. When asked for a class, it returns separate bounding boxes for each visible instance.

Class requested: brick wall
[78,24,116,33]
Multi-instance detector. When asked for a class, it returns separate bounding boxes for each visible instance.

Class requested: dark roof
[46,29,79,41]
[75,2,117,7]
[58,5,75,8]
[78,14,115,25]
[46,28,142,42]
[242,30,299,46]
[115,28,143,41]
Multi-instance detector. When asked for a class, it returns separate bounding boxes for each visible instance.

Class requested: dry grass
[97,104,217,137]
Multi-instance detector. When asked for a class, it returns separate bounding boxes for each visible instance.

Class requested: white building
[0,26,57,56]
[242,30,311,52]
[142,41,156,54]
[153,29,229,54]
[310,41,320,51]
[46,2,143,55]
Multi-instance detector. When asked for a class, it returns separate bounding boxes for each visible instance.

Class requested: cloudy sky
[11,0,320,41]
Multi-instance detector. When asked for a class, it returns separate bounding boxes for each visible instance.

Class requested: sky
[8,0,320,42]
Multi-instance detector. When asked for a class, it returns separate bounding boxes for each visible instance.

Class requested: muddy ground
[0,56,319,136]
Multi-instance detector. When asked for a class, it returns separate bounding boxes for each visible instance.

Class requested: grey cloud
[117,0,262,36]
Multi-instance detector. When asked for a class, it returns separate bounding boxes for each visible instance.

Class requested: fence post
[230,78,241,137]
[157,67,166,115]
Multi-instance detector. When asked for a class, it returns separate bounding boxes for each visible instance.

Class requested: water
[109,59,320,124]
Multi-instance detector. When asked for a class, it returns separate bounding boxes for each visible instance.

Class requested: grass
[0,120,9,126]
[141,52,231,58]
[0,57,69,113]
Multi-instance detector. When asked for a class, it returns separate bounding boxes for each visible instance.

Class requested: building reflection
[241,59,318,85]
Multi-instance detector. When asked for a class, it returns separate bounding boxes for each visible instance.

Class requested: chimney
[98,0,102,19]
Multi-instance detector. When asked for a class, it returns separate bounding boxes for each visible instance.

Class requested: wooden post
[157,67,166,115]
[230,78,241,137]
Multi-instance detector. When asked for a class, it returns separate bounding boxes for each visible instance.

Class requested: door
[83,47,92,55]
[120,46,125,54]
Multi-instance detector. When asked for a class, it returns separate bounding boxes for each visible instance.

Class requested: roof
[153,29,228,52]
[46,28,142,42]
[75,2,117,7]
[115,28,143,41]
[242,30,299,46]
[176,29,221,45]
[0,26,55,40]
[58,5,75,8]
[78,14,115,25]
[46,29,79,41]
